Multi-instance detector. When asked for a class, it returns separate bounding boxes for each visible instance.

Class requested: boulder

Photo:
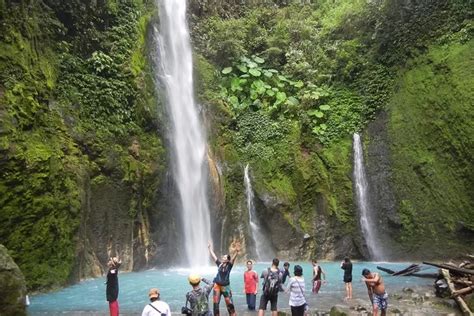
[330,305,349,316]
[0,244,27,316]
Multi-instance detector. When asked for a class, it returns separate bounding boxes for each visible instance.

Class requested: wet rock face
[71,169,180,281]
[0,244,27,316]
[365,111,400,258]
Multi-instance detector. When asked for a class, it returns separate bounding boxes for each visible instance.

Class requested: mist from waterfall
[244,164,274,261]
[353,133,384,261]
[156,0,211,266]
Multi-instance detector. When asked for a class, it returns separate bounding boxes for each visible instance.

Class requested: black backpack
[263,268,280,296]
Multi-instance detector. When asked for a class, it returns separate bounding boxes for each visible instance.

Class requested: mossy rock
[329,305,348,316]
[0,244,27,316]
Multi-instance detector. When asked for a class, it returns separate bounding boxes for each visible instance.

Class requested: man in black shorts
[258,258,282,316]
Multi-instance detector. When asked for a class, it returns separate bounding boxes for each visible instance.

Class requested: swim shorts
[373,292,388,310]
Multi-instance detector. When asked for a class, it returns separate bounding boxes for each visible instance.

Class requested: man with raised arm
[362,269,388,316]
[208,240,241,316]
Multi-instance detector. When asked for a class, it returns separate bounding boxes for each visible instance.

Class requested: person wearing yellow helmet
[182,273,214,316]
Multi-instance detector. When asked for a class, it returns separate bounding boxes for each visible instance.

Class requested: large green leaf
[293,81,304,88]
[222,67,232,74]
[253,56,265,64]
[263,70,273,78]
[236,64,248,73]
[274,91,287,105]
[247,61,258,69]
[231,77,243,92]
[286,96,299,106]
[229,95,239,107]
[249,68,261,77]
[252,80,266,94]
[308,110,324,118]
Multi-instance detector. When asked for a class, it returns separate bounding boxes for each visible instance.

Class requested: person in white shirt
[142,288,171,316]
[285,265,307,316]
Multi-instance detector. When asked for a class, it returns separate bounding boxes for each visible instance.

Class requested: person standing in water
[311,259,326,294]
[285,265,307,316]
[258,258,282,316]
[362,268,388,316]
[281,262,291,285]
[208,240,241,316]
[341,257,353,300]
[243,260,258,311]
[106,257,121,316]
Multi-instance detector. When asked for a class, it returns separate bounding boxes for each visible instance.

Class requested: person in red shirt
[243,260,258,310]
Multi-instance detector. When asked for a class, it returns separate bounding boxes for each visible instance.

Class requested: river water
[28,262,440,315]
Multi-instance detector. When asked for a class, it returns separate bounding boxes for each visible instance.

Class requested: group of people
[105,244,388,316]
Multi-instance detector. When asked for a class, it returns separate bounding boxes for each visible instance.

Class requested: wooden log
[453,279,474,286]
[453,285,474,297]
[377,266,395,274]
[441,269,473,315]
[393,264,420,276]
[396,267,421,276]
[423,261,474,275]
[410,273,438,278]
[376,265,436,278]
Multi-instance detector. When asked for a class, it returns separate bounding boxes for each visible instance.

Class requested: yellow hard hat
[188,273,201,285]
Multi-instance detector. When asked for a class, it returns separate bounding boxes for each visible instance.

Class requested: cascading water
[244,164,274,261]
[156,0,211,266]
[353,133,384,261]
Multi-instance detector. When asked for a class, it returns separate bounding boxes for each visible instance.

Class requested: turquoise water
[29,262,436,314]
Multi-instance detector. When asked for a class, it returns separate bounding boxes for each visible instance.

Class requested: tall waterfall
[244,165,273,261]
[353,133,384,261]
[156,0,211,266]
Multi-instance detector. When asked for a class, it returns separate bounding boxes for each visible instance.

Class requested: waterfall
[156,0,211,266]
[244,164,274,261]
[353,133,384,261]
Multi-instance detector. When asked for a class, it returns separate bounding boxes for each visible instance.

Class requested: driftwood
[410,272,439,278]
[393,264,420,276]
[453,279,474,286]
[423,261,474,276]
[376,264,435,278]
[453,285,474,297]
[441,269,473,315]
[377,266,395,274]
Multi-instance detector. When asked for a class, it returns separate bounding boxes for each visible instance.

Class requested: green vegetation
[193,0,472,256]
[389,38,474,256]
[0,0,165,290]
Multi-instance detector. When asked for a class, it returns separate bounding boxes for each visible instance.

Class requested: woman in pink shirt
[243,260,258,310]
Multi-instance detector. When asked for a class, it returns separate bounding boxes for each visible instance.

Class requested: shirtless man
[311,259,326,294]
[361,269,388,316]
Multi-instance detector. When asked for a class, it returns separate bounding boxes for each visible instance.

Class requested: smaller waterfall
[244,165,273,261]
[353,133,384,261]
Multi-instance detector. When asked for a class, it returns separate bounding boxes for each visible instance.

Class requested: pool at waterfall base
[27,261,456,315]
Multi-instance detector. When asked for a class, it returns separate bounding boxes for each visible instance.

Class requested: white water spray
[244,164,274,261]
[353,133,384,261]
[156,0,211,266]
